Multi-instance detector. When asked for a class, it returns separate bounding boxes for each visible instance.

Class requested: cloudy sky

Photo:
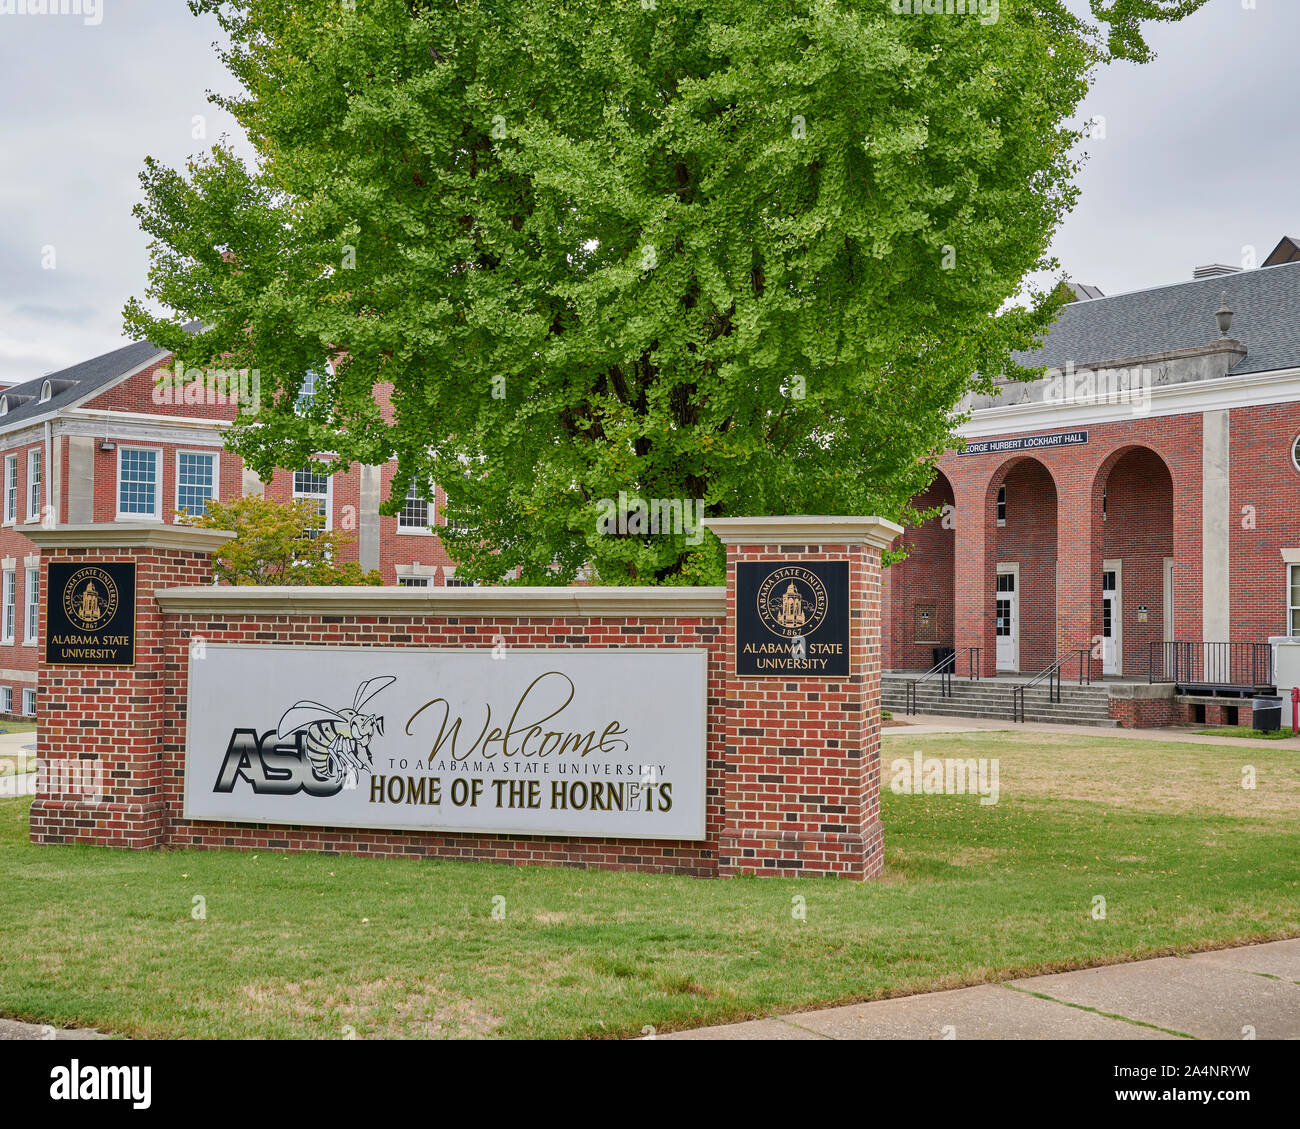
[0,0,1296,384]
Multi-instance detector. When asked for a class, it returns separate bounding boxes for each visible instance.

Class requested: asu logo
[62,566,119,632]
[755,566,829,639]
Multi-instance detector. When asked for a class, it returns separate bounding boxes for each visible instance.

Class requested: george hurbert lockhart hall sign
[184,646,708,840]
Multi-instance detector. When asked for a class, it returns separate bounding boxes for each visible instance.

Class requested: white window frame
[3,455,16,525]
[116,445,163,521]
[175,450,218,520]
[293,465,333,533]
[996,484,1006,527]
[0,687,10,713]
[23,566,37,644]
[1289,564,1300,636]
[26,448,42,522]
[397,478,436,534]
[21,687,35,716]
[1,570,14,644]
[397,576,430,588]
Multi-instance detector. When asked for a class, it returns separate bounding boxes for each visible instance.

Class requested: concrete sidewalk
[662,939,1300,1040]
[888,714,1300,750]
[0,729,36,798]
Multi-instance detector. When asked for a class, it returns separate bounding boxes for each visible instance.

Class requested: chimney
[1194,264,1240,280]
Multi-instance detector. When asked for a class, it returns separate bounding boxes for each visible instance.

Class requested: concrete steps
[883,673,1119,728]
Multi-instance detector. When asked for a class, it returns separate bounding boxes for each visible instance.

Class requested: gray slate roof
[0,323,203,430]
[1012,259,1300,377]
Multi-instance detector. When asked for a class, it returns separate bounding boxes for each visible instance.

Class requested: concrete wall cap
[1107,683,1176,700]
[154,585,728,618]
[704,515,904,548]
[24,523,236,553]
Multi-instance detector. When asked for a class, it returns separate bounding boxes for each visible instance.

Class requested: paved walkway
[0,729,36,798]
[889,714,1299,750]
[662,939,1300,1039]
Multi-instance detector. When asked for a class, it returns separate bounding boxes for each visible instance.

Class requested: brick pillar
[705,515,902,880]
[25,524,233,848]
[953,482,998,677]
[1058,485,1105,679]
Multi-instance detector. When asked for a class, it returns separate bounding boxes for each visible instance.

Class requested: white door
[1102,569,1118,675]
[995,569,1019,671]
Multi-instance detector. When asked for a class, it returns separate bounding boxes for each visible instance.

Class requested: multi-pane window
[996,484,1007,526]
[0,687,10,713]
[293,466,330,533]
[1101,570,1117,639]
[1290,565,1300,634]
[296,366,327,414]
[397,577,430,588]
[444,576,475,588]
[2,570,14,643]
[994,572,1014,637]
[24,568,37,642]
[398,480,433,530]
[3,455,16,523]
[27,449,41,520]
[176,452,216,518]
[118,448,160,518]
[22,688,35,716]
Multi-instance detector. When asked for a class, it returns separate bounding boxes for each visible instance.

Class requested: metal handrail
[1148,641,1273,689]
[905,647,981,716]
[1011,648,1090,723]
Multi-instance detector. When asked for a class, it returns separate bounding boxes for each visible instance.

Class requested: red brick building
[0,338,466,718]
[885,239,1300,722]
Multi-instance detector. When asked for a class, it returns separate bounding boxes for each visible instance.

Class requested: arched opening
[986,457,1058,674]
[885,469,955,671]
[1094,446,1175,676]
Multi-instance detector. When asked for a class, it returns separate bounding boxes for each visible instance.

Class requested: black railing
[905,647,982,715]
[1011,648,1090,723]
[1148,642,1273,689]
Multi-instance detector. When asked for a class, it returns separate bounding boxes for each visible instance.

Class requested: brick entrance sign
[27,516,900,879]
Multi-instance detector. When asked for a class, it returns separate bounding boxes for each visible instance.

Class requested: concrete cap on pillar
[703,514,904,549]
[23,523,236,552]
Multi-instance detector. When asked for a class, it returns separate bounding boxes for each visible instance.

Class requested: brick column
[705,515,902,880]
[1058,485,1104,679]
[25,524,233,848]
[953,481,998,677]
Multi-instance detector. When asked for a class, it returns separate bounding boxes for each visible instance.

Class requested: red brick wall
[1230,402,1300,645]
[993,458,1058,673]
[90,443,239,525]
[1108,695,1175,729]
[158,609,727,874]
[0,441,47,715]
[720,541,883,879]
[30,545,217,848]
[887,415,1202,678]
[884,475,954,670]
[1101,447,1174,674]
[81,355,242,422]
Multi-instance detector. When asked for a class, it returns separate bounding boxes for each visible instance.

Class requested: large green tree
[126,0,1206,585]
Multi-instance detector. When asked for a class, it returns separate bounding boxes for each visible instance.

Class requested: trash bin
[1252,695,1282,733]
[932,646,956,674]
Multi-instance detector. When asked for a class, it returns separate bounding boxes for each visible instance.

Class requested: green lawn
[0,731,1297,1039]
[1196,726,1296,741]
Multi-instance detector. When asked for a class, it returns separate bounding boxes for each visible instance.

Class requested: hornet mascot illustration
[276,676,397,788]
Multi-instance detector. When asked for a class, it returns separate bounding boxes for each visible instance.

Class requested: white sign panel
[184,646,708,840]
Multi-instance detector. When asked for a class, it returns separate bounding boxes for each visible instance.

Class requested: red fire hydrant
[1291,686,1298,736]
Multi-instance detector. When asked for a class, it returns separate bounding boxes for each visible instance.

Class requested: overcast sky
[0,0,1296,384]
